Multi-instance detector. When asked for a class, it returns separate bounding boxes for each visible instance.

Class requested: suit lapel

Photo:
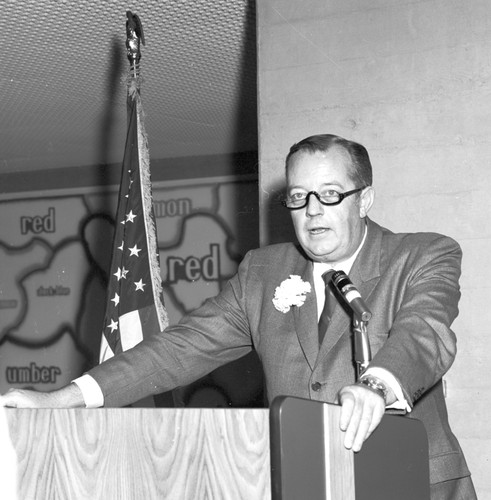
[291,253,319,370]
[316,219,383,363]
[348,219,382,305]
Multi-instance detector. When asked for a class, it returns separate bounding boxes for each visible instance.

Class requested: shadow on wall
[78,36,125,367]
[264,179,297,246]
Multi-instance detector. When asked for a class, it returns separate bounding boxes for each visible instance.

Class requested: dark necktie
[318,270,336,345]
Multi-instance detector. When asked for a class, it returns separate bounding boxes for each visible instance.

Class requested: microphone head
[330,270,372,321]
[331,270,351,289]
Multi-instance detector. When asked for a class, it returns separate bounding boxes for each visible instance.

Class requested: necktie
[318,270,336,345]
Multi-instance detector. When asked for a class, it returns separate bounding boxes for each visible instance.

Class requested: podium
[6,398,429,499]
[270,397,430,500]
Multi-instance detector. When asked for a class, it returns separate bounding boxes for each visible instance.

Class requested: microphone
[331,270,372,322]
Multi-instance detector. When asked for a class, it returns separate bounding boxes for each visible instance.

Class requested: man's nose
[305,192,324,216]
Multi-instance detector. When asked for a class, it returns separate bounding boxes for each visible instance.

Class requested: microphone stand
[328,271,372,380]
[353,316,371,380]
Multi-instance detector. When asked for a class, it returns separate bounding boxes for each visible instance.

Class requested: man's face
[287,148,373,264]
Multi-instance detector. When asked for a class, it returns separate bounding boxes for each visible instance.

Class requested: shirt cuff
[363,367,411,412]
[72,374,105,408]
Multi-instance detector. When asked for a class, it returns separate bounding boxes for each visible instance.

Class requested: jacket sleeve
[367,234,462,407]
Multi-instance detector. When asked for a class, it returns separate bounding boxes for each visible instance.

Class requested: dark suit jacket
[89,218,472,487]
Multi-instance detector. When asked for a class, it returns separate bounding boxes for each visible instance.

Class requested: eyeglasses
[282,187,365,210]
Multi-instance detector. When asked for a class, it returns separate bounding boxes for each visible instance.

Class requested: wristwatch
[357,375,388,403]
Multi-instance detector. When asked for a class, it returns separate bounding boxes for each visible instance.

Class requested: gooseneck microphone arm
[331,270,372,378]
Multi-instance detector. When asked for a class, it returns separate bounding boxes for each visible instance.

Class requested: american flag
[100,87,168,362]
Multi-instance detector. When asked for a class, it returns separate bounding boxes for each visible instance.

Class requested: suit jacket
[89,218,472,487]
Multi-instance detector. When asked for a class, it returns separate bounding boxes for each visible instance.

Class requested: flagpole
[100,12,168,364]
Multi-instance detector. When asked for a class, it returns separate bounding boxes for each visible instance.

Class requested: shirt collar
[313,223,367,277]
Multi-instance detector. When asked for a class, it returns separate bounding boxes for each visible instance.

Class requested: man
[1,134,476,498]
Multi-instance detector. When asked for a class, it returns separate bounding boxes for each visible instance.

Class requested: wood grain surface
[6,408,271,500]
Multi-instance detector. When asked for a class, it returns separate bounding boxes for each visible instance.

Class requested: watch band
[357,375,388,403]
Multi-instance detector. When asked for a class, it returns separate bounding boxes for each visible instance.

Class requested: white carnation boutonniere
[272,275,312,313]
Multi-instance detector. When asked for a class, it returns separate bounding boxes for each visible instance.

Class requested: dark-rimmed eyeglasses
[282,187,366,210]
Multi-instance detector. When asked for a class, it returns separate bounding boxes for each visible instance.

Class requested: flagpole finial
[126,11,145,68]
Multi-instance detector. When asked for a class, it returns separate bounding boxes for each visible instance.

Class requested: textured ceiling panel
[1,0,257,174]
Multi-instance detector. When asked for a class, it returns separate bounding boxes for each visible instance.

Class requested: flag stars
[114,267,129,280]
[118,242,124,251]
[134,279,146,292]
[111,293,120,306]
[126,210,137,223]
[129,245,142,257]
[107,319,118,332]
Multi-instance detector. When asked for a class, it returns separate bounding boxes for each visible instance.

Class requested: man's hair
[285,134,373,187]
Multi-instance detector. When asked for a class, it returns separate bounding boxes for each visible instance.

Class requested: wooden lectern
[6,398,429,499]
[6,408,271,499]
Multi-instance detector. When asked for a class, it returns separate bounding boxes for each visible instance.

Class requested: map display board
[0,175,261,404]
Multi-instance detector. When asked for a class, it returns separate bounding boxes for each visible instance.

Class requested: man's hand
[0,383,85,409]
[338,383,386,452]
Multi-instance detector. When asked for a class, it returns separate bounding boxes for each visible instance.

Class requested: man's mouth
[308,227,329,235]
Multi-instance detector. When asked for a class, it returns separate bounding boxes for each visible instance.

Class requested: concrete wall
[257,1,491,497]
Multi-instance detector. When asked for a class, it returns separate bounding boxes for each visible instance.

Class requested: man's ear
[359,186,375,218]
